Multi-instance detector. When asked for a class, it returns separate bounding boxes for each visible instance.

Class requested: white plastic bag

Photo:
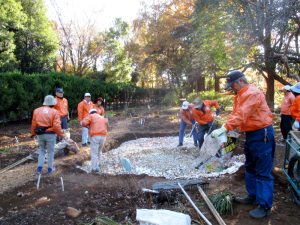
[136,209,191,225]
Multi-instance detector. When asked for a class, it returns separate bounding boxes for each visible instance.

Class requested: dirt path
[0,107,300,224]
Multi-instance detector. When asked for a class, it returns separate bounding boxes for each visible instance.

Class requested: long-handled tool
[185,123,197,139]
[178,182,212,225]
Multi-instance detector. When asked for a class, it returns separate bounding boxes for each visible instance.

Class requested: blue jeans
[244,125,276,209]
[37,134,56,169]
[198,122,215,149]
[179,119,197,143]
[82,117,91,144]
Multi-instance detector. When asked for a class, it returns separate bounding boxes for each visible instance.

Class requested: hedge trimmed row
[0,72,166,124]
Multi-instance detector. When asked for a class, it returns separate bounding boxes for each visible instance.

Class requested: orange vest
[224,84,273,133]
[82,114,108,137]
[192,100,220,125]
[54,97,68,117]
[77,100,94,122]
[94,105,105,116]
[180,104,195,126]
[31,106,63,136]
[291,95,300,121]
[281,92,294,115]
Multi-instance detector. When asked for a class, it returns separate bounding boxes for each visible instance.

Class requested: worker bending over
[82,109,108,173]
[192,98,220,150]
[177,101,198,147]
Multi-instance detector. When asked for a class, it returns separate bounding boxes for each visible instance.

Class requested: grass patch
[209,189,235,215]
[0,147,13,153]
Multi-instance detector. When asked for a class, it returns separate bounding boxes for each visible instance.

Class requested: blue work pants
[198,123,215,149]
[179,119,197,143]
[60,116,68,129]
[244,125,276,209]
[280,114,292,139]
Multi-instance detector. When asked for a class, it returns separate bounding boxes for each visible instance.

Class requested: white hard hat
[282,85,291,91]
[291,83,300,93]
[84,93,91,97]
[182,101,189,109]
[43,95,57,106]
[89,109,97,114]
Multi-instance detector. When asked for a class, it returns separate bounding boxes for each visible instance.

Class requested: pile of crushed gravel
[78,136,245,179]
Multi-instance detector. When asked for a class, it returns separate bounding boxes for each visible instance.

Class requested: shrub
[160,92,179,106]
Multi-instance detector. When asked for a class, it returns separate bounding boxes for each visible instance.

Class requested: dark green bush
[0,72,162,124]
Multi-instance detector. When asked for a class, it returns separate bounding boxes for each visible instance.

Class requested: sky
[44,0,143,30]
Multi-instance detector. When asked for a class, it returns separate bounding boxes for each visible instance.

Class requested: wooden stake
[197,186,226,225]
[37,174,41,189]
[178,183,212,225]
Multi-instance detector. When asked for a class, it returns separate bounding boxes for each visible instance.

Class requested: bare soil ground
[0,106,299,225]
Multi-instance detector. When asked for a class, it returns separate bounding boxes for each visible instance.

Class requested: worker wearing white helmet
[82,109,108,173]
[279,85,294,142]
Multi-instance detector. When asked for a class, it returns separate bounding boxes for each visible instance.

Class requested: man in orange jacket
[78,93,94,147]
[82,109,108,173]
[211,71,275,218]
[177,101,198,147]
[54,88,69,130]
[279,85,294,142]
[290,83,300,131]
[31,95,64,174]
[192,99,220,150]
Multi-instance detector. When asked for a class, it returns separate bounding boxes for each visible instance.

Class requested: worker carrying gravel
[82,109,108,173]
[177,101,198,147]
[31,95,64,174]
[78,93,94,147]
[192,99,220,150]
[211,71,275,219]
[290,83,300,131]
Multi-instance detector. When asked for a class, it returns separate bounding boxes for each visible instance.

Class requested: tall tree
[13,0,59,74]
[0,0,27,71]
[193,0,300,108]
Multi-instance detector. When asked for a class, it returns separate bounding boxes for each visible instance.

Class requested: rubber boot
[249,207,271,218]
[177,142,183,147]
[235,195,257,204]
[194,141,198,147]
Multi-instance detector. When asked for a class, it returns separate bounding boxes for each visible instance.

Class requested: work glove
[211,124,228,138]
[80,121,82,125]
[216,108,220,116]
[294,121,299,129]
[30,135,36,138]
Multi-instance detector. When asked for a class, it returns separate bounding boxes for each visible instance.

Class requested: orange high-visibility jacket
[77,100,94,122]
[192,100,220,125]
[180,104,195,126]
[54,97,68,117]
[291,95,300,121]
[82,114,108,137]
[94,105,105,116]
[31,106,63,136]
[281,92,295,115]
[224,84,273,133]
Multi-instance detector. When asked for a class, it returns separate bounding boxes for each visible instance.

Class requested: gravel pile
[78,136,245,179]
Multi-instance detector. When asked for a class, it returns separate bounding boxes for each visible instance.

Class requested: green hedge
[0,72,165,124]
